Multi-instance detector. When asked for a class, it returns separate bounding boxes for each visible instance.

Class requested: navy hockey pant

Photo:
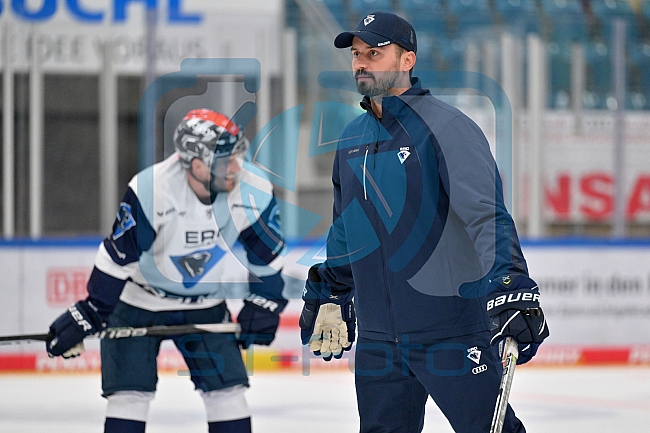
[355,331,525,433]
[101,301,249,396]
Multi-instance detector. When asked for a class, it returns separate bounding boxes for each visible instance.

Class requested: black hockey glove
[46,300,104,359]
[487,275,549,364]
[236,293,287,349]
[300,264,356,361]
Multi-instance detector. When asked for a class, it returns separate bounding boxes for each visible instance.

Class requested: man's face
[209,153,244,193]
[351,37,404,97]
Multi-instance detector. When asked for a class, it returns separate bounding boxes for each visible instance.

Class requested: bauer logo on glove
[486,275,549,364]
[46,300,104,359]
[236,292,287,349]
[487,291,540,312]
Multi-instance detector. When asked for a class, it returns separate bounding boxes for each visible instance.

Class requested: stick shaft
[0,323,241,345]
[489,337,519,433]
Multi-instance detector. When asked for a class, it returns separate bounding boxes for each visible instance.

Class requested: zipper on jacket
[363,143,369,200]
[373,141,378,169]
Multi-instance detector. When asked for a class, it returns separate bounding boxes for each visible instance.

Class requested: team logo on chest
[171,244,226,288]
[397,147,411,164]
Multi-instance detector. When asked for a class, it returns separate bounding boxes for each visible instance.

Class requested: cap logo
[363,14,375,26]
[377,41,391,47]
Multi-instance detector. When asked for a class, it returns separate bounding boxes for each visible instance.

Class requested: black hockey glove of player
[300,264,356,361]
[236,292,287,349]
[46,300,104,359]
[487,275,549,364]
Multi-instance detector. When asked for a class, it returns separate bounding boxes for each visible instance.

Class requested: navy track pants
[354,331,526,433]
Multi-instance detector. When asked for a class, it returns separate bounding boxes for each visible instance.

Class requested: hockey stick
[489,336,519,433]
[0,323,241,345]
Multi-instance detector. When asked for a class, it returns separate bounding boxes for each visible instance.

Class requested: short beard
[355,68,403,97]
[206,158,230,193]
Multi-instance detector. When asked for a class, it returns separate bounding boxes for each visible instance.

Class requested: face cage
[208,150,247,193]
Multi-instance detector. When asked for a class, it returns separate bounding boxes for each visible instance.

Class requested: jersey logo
[171,245,226,288]
[397,147,411,164]
[467,347,482,364]
[112,202,136,240]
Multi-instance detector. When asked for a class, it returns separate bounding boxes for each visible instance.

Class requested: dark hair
[394,44,414,79]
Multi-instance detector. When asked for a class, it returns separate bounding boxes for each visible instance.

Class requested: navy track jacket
[315,78,528,343]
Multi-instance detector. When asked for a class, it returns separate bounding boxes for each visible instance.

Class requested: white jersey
[89,153,285,313]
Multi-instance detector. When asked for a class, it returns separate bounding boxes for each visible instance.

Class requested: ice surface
[1,367,649,432]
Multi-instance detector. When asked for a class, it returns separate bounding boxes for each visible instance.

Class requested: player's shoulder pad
[129,155,182,224]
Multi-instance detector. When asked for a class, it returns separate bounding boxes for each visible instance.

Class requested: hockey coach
[46,109,286,433]
[299,11,549,433]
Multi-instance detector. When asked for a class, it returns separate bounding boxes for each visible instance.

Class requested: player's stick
[0,323,241,345]
[489,336,519,433]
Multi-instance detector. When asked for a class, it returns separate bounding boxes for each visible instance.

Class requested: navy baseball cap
[334,11,417,54]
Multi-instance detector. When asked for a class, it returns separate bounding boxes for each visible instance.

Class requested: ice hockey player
[46,109,286,433]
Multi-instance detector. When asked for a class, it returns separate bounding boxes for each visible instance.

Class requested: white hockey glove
[300,302,356,361]
[300,265,355,361]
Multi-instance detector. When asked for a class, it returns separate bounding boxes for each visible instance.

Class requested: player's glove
[487,275,549,364]
[300,264,356,361]
[236,292,287,349]
[46,300,103,359]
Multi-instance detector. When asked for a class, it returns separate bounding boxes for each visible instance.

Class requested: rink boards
[1,238,650,371]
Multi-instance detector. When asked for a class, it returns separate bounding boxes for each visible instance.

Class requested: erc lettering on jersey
[486,292,540,311]
[185,230,218,245]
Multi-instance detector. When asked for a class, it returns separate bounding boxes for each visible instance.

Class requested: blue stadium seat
[547,41,573,108]
[445,0,494,36]
[589,0,639,41]
[411,18,448,40]
[644,0,650,18]
[583,41,612,109]
[397,0,448,38]
[433,37,466,78]
[315,0,350,28]
[413,30,437,72]
[446,0,491,14]
[398,0,443,11]
[540,0,587,41]
[494,0,540,34]
[629,41,650,109]
[590,0,635,17]
[285,0,301,28]
[540,0,583,15]
[642,1,650,40]
[350,0,394,22]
